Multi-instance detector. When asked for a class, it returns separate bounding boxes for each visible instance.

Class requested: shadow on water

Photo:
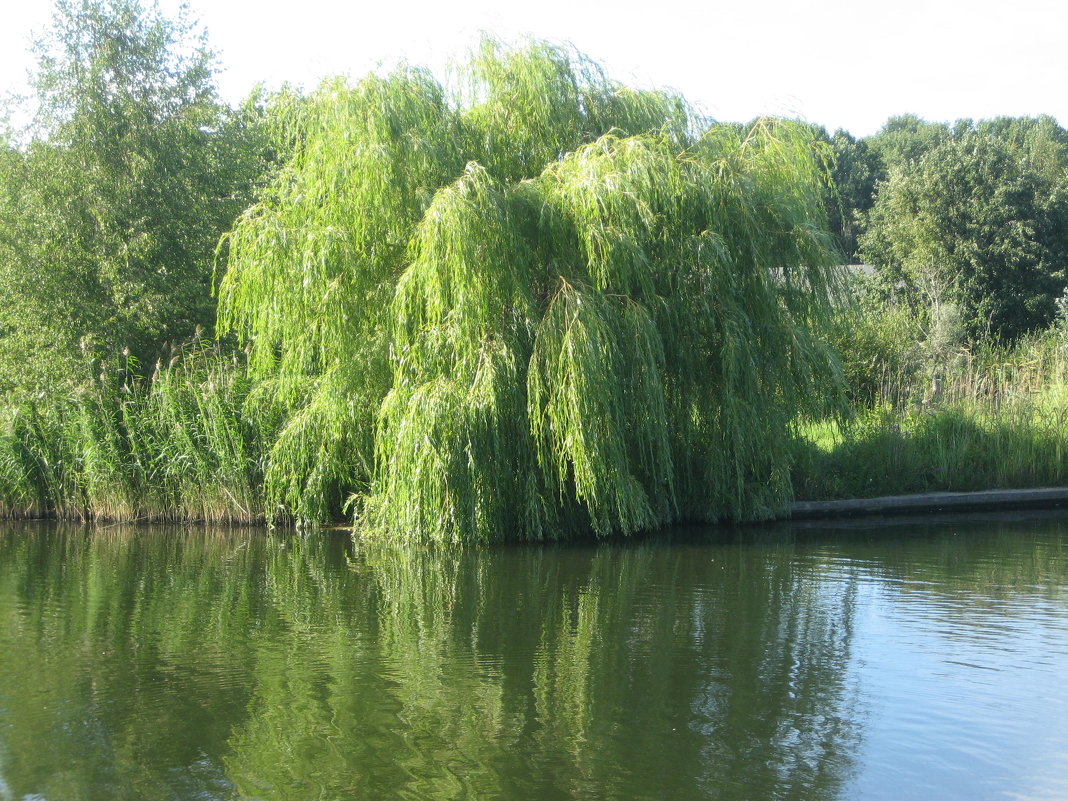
[0,512,1066,800]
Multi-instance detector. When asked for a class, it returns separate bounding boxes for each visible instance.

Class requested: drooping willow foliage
[218,38,843,541]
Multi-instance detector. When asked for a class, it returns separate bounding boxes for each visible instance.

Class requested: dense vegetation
[0,0,269,397]
[2,0,1067,541]
[826,114,1068,341]
[217,45,843,540]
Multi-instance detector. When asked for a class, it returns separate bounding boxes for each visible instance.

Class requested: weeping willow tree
[218,38,842,541]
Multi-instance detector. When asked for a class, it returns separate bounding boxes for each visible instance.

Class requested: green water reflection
[0,516,1065,800]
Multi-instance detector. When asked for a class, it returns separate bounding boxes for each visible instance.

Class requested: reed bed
[0,346,272,523]
[793,331,1068,500]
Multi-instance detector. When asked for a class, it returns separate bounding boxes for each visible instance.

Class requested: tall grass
[794,324,1068,500]
[0,344,273,523]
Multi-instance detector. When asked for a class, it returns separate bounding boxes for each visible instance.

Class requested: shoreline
[790,487,1068,520]
[6,487,1068,531]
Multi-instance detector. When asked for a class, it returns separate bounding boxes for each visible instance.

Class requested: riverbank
[791,329,1068,505]
[790,486,1068,520]
[3,331,1067,536]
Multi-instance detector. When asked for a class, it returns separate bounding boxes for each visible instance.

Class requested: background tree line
[0,0,272,399]
[3,1,1066,401]
[822,113,1068,343]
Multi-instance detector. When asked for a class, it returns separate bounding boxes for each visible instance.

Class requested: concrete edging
[789,487,1068,520]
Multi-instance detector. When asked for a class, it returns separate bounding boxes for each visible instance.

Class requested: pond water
[0,513,1066,801]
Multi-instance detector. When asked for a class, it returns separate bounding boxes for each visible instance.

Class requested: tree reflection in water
[0,523,874,800]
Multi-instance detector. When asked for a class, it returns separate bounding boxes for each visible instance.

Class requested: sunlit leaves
[218,38,842,539]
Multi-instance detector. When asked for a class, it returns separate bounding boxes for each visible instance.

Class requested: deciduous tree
[0,0,266,395]
[861,130,1068,341]
[218,40,843,539]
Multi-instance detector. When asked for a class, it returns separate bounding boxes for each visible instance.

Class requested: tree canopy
[0,0,267,396]
[218,39,843,541]
[861,125,1068,341]
[823,128,879,260]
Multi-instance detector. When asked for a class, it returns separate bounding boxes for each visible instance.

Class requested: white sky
[2,0,1066,137]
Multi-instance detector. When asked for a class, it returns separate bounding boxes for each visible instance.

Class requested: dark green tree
[860,130,1068,341]
[866,114,950,176]
[826,129,879,260]
[0,0,267,396]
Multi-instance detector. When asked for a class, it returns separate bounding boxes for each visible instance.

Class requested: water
[0,513,1066,801]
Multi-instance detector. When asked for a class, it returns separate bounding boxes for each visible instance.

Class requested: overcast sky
[2,0,1066,137]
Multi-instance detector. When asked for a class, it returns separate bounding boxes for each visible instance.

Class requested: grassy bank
[4,327,1068,529]
[0,346,274,524]
[793,325,1068,501]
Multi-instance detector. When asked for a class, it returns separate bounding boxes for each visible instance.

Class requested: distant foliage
[218,38,843,540]
[821,129,880,261]
[865,115,950,175]
[861,127,1068,342]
